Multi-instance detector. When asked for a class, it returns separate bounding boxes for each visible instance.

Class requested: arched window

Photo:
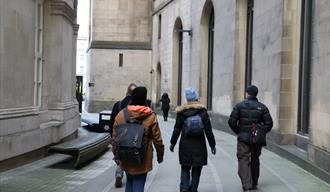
[172,18,183,106]
[245,0,254,88]
[156,62,162,106]
[200,1,214,109]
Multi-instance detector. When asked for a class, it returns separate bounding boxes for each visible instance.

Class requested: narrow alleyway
[0,116,329,192]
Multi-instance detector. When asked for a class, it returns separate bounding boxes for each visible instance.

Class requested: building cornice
[0,107,40,120]
[50,1,76,25]
[88,41,152,51]
[153,0,175,16]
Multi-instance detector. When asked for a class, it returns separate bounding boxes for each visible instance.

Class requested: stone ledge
[88,41,152,50]
[0,107,40,120]
[50,0,76,25]
[40,121,63,130]
[266,142,330,184]
[153,0,175,16]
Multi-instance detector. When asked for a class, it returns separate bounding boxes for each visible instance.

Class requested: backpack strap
[123,107,130,123]
[118,101,122,111]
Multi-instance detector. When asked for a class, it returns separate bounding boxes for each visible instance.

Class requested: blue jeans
[125,172,147,192]
[180,165,202,192]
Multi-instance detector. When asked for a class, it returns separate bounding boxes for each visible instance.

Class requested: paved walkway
[0,116,329,192]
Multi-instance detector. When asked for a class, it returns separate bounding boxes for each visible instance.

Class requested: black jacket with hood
[228,96,273,146]
[170,101,216,166]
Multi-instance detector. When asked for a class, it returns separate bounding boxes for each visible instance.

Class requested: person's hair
[246,85,258,97]
[126,83,137,96]
[162,92,168,98]
[131,86,148,106]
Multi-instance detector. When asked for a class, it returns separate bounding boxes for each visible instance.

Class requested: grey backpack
[114,107,146,164]
[183,114,204,136]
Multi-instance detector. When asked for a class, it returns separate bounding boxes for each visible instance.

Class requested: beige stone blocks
[91,0,152,42]
[88,49,152,104]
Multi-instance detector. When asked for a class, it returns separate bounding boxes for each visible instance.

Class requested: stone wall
[152,0,236,115]
[0,0,35,109]
[151,0,330,176]
[86,49,152,112]
[0,0,79,165]
[308,0,330,170]
[87,0,153,112]
[252,0,283,131]
[91,0,152,43]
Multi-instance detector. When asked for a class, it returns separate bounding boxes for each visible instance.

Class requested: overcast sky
[77,0,89,38]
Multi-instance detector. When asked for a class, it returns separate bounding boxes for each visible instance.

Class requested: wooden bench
[48,131,111,168]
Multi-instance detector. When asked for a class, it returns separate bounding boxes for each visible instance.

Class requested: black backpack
[114,107,146,164]
[183,114,204,136]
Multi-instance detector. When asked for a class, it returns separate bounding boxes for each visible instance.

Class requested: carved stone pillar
[42,0,79,127]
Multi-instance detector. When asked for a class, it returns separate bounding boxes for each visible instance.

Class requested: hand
[169,145,174,152]
[211,146,216,155]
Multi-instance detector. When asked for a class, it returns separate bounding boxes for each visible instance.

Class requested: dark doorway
[178,23,183,106]
[297,0,312,135]
[245,0,254,89]
[207,8,214,110]
[76,76,83,113]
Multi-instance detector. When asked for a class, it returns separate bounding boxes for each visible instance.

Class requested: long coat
[112,105,164,175]
[170,101,216,166]
[160,93,170,111]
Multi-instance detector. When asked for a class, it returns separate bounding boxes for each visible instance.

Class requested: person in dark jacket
[170,87,216,192]
[159,92,171,121]
[228,85,273,191]
[109,83,136,188]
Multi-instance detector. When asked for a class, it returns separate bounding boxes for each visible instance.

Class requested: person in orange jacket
[112,86,164,192]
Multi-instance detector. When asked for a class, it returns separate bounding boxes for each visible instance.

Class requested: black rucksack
[183,114,204,136]
[114,107,146,164]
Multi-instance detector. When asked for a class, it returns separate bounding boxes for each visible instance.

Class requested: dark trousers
[125,172,147,192]
[180,165,202,192]
[162,109,169,121]
[236,141,262,189]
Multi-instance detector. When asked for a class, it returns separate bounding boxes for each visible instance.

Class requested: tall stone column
[42,0,79,131]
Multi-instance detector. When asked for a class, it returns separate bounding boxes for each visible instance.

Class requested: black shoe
[115,176,122,188]
[242,187,250,191]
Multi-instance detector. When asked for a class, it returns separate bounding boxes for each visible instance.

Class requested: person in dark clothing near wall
[170,87,216,192]
[228,85,273,191]
[109,83,137,188]
[159,92,171,121]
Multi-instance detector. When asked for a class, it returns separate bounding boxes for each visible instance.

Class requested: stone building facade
[86,0,154,112]
[0,0,80,171]
[151,0,329,179]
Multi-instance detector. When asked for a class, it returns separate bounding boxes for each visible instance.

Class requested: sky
[77,0,90,38]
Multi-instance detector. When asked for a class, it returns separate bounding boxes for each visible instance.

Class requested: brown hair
[126,83,137,96]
